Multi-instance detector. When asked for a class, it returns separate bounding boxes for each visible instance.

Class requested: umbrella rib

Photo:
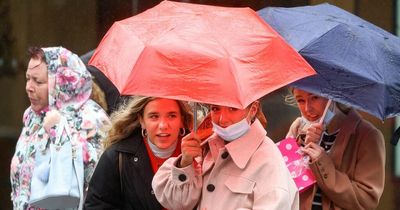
[153,47,221,72]
[300,24,341,52]
[199,15,245,107]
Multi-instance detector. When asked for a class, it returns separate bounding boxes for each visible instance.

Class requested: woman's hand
[300,142,324,163]
[179,132,202,168]
[304,123,324,144]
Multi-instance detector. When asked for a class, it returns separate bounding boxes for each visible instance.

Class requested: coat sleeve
[286,117,301,138]
[84,149,123,209]
[310,123,385,210]
[152,157,203,210]
[80,104,111,187]
[286,117,305,145]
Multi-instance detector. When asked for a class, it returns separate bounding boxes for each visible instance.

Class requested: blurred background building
[0,0,398,209]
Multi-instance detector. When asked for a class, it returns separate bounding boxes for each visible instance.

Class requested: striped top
[312,130,339,209]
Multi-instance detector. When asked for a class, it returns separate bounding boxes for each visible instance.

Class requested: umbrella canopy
[258,3,400,120]
[89,0,315,109]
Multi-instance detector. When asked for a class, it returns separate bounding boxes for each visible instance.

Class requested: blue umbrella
[258,3,400,121]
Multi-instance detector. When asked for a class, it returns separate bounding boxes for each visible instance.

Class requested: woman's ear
[250,101,260,118]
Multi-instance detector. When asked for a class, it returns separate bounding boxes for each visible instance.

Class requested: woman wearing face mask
[286,88,385,210]
[152,101,299,210]
[84,96,193,209]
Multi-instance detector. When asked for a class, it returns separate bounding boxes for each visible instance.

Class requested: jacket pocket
[224,175,255,194]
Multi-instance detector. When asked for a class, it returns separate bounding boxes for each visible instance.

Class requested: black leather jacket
[84,129,162,210]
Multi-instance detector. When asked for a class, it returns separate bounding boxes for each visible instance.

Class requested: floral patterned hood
[10,47,110,209]
[45,47,92,113]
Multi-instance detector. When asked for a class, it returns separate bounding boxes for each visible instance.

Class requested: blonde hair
[284,86,297,107]
[284,87,351,115]
[103,96,193,149]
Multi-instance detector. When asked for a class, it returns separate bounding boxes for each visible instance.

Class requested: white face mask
[301,107,335,126]
[212,117,251,142]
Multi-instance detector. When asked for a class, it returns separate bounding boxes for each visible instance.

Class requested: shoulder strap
[118,152,123,194]
[391,126,400,146]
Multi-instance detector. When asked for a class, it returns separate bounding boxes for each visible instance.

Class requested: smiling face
[293,88,328,122]
[26,58,49,112]
[139,98,184,149]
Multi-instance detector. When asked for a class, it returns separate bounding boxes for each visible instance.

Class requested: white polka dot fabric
[276,137,316,192]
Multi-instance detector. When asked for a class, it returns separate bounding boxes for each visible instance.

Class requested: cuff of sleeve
[310,152,333,182]
[171,158,198,184]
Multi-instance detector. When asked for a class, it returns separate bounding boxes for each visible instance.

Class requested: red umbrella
[89,1,315,109]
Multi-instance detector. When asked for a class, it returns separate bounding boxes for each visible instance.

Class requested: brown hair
[103,96,194,149]
[204,102,268,129]
[255,105,267,129]
[90,81,108,112]
[28,47,45,62]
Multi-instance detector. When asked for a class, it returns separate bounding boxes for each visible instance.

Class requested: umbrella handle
[318,99,332,125]
[318,99,332,145]
[193,102,197,133]
[192,102,203,165]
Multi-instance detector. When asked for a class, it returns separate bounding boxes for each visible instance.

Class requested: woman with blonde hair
[286,87,385,210]
[84,96,193,209]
